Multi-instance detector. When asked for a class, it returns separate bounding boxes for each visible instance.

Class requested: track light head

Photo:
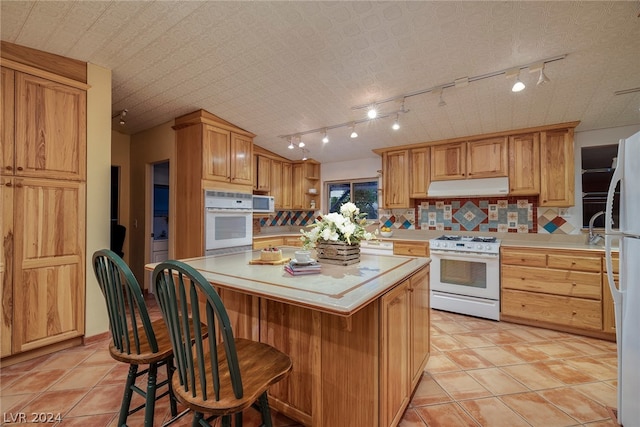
[288,139,294,149]
[537,68,550,86]
[350,124,358,138]
[512,77,525,92]
[298,139,305,148]
[367,106,378,119]
[392,114,400,130]
[322,130,329,143]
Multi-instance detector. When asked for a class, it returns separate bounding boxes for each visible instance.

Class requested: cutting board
[249,257,291,265]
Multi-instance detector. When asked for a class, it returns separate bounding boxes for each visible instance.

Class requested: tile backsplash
[258,203,577,235]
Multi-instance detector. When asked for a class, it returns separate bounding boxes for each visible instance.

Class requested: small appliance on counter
[428,235,501,320]
[252,194,275,213]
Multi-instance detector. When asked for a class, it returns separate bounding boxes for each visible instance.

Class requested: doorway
[148,161,170,293]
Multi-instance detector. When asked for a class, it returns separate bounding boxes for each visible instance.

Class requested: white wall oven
[429,235,501,321]
[204,190,253,255]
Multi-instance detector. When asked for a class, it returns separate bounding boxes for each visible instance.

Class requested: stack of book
[284,260,321,276]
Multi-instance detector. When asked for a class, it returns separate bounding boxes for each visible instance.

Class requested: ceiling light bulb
[512,76,525,92]
[537,68,550,86]
[119,119,125,126]
[350,125,358,138]
[392,114,400,130]
[322,131,329,143]
[298,140,305,148]
[288,140,294,149]
[367,107,378,119]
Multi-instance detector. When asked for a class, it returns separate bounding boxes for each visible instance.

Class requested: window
[581,144,619,229]
[327,179,379,219]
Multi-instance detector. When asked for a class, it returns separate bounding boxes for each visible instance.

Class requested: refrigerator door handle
[605,235,622,304]
[605,139,624,235]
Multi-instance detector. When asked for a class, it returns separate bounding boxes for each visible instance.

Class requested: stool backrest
[153,260,243,402]
[92,249,158,354]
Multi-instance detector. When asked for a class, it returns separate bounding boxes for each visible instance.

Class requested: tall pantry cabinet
[1,42,87,362]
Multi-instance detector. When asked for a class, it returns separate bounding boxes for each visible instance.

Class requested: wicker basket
[316,241,360,265]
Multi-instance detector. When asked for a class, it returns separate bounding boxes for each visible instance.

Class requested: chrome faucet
[587,211,605,245]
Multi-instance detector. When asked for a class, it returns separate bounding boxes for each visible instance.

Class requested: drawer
[501,289,602,330]
[547,254,602,272]
[502,265,602,299]
[283,236,303,247]
[394,242,429,257]
[253,237,284,250]
[501,250,546,267]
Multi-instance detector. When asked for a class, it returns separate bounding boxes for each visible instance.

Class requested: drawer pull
[572,311,577,315]
[572,282,576,286]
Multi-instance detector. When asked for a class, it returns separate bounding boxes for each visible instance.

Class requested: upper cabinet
[2,69,86,181]
[200,122,253,186]
[508,133,540,195]
[466,137,508,178]
[383,150,409,208]
[540,128,574,207]
[374,121,578,205]
[409,147,430,198]
[430,137,507,181]
[430,142,465,181]
[255,155,271,192]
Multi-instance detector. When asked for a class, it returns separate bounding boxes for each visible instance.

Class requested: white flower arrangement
[300,202,377,249]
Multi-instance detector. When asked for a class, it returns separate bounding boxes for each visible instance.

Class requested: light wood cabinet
[508,133,540,195]
[252,236,285,250]
[430,137,507,181]
[283,236,303,247]
[393,241,429,258]
[383,150,410,208]
[1,47,87,361]
[409,147,429,198]
[174,110,255,258]
[466,137,508,178]
[430,142,466,181]
[291,163,304,209]
[409,267,430,388]
[501,247,603,334]
[540,129,574,207]
[381,280,410,427]
[302,161,320,211]
[270,160,284,209]
[254,155,271,192]
[603,252,619,335]
[281,162,292,209]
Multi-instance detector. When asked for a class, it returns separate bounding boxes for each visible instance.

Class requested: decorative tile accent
[537,208,576,234]
[257,210,316,227]
[417,197,537,233]
[378,209,416,230]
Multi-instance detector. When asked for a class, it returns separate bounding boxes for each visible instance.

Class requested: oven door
[205,208,253,250]
[430,250,500,300]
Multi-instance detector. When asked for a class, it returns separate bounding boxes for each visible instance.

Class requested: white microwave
[252,195,275,213]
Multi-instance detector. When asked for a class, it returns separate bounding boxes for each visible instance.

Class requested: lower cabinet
[501,246,613,339]
[381,267,430,426]
[393,241,430,258]
[253,236,284,250]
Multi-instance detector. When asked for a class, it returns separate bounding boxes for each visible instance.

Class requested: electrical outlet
[558,208,570,218]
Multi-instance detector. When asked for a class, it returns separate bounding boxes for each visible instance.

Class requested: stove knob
[476,244,483,250]
[485,245,492,251]
[433,242,439,248]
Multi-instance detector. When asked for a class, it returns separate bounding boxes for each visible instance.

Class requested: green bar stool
[92,249,178,427]
[153,260,293,427]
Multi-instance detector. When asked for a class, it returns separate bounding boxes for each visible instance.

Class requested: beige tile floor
[1,303,620,427]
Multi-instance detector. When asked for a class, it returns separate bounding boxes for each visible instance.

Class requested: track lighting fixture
[434,87,446,107]
[367,105,378,119]
[112,109,128,126]
[287,138,295,149]
[322,130,329,143]
[512,75,525,92]
[537,67,550,86]
[298,137,305,148]
[350,124,358,138]
[392,114,400,130]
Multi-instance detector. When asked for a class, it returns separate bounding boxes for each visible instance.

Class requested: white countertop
[148,247,430,317]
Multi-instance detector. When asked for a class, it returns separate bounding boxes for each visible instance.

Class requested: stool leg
[119,364,138,427]
[165,357,178,416]
[144,362,158,427]
[257,392,273,427]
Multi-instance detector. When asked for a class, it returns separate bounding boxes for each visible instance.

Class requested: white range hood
[427,177,509,197]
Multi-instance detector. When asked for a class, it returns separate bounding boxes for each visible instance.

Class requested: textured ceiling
[2,1,639,163]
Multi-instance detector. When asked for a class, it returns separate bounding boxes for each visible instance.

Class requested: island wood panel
[410,267,430,389]
[393,241,429,258]
[217,289,259,341]
[259,299,318,426]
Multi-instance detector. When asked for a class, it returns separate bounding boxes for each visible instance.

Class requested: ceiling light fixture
[288,138,295,149]
[350,124,358,138]
[434,87,447,107]
[298,136,305,148]
[112,108,128,126]
[507,68,526,92]
[350,53,567,112]
[537,67,550,86]
[392,114,400,130]
[322,129,329,143]
[367,105,378,119]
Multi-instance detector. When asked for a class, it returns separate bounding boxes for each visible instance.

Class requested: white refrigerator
[604,130,640,426]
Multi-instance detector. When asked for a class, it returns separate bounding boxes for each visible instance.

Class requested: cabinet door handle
[5,181,12,187]
[16,166,23,171]
[5,166,12,171]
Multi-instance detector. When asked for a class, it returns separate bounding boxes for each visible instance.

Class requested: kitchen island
[148,247,430,427]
